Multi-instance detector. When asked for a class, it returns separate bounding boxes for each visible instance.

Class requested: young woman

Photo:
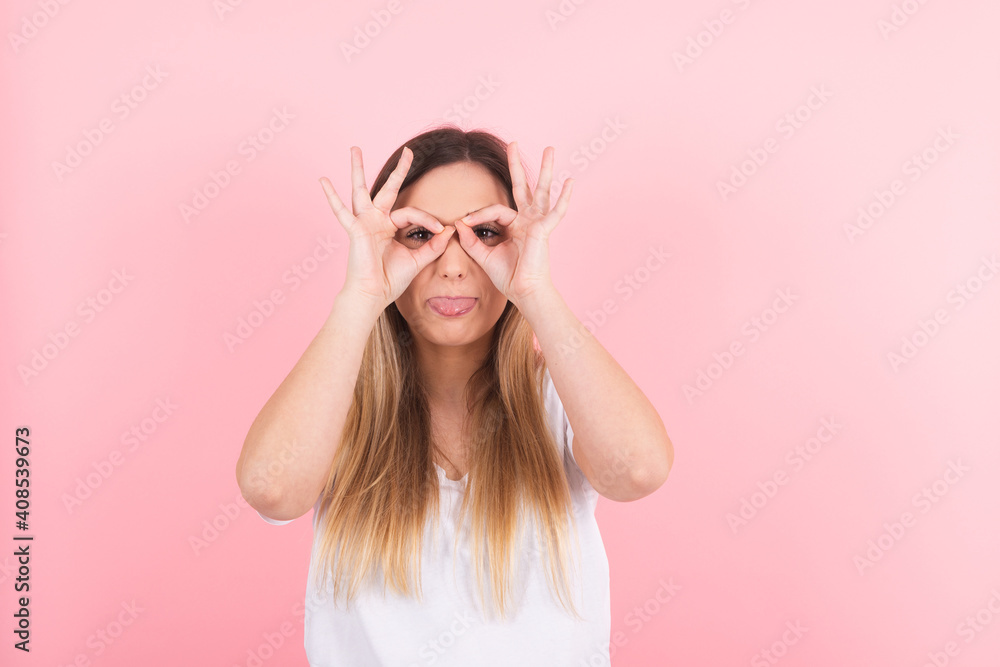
[236,126,673,666]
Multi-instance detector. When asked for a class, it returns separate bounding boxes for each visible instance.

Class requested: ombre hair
[310,124,583,620]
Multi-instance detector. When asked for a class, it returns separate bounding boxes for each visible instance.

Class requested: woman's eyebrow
[409,205,490,220]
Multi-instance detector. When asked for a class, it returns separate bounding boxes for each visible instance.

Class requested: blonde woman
[236,126,673,666]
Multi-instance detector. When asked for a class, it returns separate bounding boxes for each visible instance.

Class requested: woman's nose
[438,226,472,274]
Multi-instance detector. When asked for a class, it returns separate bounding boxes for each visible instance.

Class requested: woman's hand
[452,142,574,309]
[319,146,455,310]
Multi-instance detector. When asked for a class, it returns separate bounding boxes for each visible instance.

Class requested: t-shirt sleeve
[542,367,599,506]
[257,510,293,526]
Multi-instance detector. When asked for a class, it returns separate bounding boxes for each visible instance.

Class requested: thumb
[453,219,488,266]
[411,226,456,271]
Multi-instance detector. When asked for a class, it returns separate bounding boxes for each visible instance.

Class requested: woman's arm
[236,290,384,521]
[519,283,673,502]
[239,146,458,521]
[450,142,671,501]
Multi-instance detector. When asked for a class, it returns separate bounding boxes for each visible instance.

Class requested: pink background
[3,0,999,665]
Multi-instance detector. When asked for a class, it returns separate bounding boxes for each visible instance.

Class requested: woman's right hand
[319,146,455,310]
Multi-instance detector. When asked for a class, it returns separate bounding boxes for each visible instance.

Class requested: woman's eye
[405,228,431,242]
[475,225,502,242]
[404,224,503,244]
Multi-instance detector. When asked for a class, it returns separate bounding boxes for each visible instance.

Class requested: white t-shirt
[257,368,611,666]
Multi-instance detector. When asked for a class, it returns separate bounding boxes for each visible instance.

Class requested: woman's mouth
[427,297,477,317]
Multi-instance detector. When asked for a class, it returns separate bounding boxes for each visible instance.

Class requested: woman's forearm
[236,289,384,520]
[517,284,672,501]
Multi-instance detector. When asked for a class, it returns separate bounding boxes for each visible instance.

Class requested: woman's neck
[414,337,490,409]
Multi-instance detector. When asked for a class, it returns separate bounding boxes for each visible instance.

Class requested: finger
[319,177,355,233]
[534,146,554,213]
[372,146,412,212]
[350,146,371,215]
[453,220,490,266]
[507,141,531,210]
[389,206,445,232]
[542,178,574,235]
[411,226,457,268]
[459,204,517,228]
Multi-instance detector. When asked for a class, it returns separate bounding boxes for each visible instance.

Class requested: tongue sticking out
[428,297,476,316]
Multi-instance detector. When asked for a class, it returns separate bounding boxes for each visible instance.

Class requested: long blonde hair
[310,126,583,620]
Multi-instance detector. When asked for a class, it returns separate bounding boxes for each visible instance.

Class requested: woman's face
[391,160,511,348]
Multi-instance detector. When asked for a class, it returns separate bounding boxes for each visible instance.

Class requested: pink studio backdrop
[3,0,999,665]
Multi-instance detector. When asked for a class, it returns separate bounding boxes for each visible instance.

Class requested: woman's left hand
[453,142,574,309]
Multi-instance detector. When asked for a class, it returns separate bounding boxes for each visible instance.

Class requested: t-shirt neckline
[434,462,468,485]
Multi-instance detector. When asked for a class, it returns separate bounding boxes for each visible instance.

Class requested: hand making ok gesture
[319,146,456,310]
[452,142,575,309]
